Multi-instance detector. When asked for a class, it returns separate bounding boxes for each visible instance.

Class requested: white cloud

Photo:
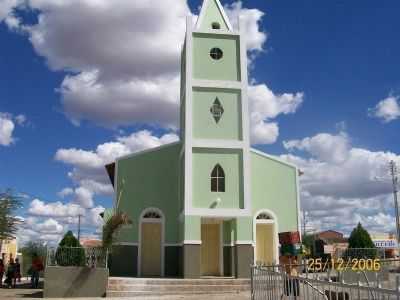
[60,72,180,128]
[54,129,178,209]
[225,1,267,51]
[28,199,85,217]
[14,114,26,125]
[58,187,73,198]
[3,0,301,144]
[282,131,400,234]
[74,186,94,209]
[35,218,64,234]
[0,113,15,146]
[0,0,18,22]
[0,112,28,146]
[369,95,400,123]
[249,84,304,144]
[284,131,350,164]
[22,198,105,244]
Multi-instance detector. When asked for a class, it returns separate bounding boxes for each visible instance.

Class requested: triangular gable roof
[196,0,233,31]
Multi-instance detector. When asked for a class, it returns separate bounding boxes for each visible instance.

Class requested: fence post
[250,265,254,300]
[396,276,400,300]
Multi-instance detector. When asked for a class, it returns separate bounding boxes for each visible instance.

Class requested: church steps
[107,277,251,298]
[108,277,250,286]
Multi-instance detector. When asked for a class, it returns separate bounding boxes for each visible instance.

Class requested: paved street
[0,280,43,299]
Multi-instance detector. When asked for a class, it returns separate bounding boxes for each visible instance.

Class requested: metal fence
[334,248,387,260]
[251,261,400,300]
[46,247,108,268]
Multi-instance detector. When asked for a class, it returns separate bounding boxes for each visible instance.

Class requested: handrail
[360,271,376,300]
[301,278,328,300]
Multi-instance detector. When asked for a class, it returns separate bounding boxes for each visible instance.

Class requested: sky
[0,0,400,245]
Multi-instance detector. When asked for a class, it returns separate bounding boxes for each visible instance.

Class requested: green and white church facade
[106,0,300,279]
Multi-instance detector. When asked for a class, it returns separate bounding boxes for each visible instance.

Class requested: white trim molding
[113,242,138,246]
[235,240,254,245]
[117,141,180,162]
[183,240,202,245]
[192,79,242,90]
[250,148,298,169]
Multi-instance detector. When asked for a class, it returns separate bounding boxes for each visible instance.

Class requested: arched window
[212,22,221,30]
[211,164,225,192]
[143,211,162,219]
[256,213,272,220]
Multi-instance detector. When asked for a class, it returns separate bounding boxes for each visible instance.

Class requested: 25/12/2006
[307,258,381,272]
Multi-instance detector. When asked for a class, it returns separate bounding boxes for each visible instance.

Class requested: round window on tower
[210,48,223,60]
[212,22,221,30]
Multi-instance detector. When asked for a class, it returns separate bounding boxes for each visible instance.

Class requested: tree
[102,184,132,252]
[346,223,377,258]
[348,223,375,248]
[55,231,85,266]
[0,190,23,240]
[102,211,132,251]
[59,230,81,247]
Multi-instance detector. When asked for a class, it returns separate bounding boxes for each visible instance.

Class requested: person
[280,255,300,300]
[13,258,21,286]
[0,259,4,287]
[4,258,15,288]
[31,253,43,288]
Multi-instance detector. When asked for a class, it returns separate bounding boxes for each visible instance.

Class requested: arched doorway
[254,210,278,265]
[138,208,164,277]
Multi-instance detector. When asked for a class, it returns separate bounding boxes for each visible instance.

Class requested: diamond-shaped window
[210,98,224,123]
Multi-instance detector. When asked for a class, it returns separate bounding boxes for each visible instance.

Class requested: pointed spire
[196,0,233,31]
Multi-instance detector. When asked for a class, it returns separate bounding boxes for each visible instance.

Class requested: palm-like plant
[102,180,132,251]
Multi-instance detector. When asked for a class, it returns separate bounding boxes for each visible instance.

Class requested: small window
[211,164,225,192]
[210,97,224,123]
[212,22,221,30]
[210,48,223,60]
[257,213,272,220]
[143,211,161,219]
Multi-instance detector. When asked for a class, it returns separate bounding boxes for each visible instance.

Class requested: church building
[106,0,300,279]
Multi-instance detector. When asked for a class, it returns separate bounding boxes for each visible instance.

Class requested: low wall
[44,266,108,298]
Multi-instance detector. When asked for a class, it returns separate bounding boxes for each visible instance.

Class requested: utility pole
[389,160,400,246]
[302,210,308,237]
[77,214,82,242]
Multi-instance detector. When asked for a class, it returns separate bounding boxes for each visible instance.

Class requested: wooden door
[256,223,275,265]
[141,222,162,277]
[201,223,220,276]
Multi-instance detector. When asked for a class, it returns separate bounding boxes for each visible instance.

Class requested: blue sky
[0,0,399,243]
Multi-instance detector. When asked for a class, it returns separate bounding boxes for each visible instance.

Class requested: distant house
[80,238,102,248]
[314,230,348,257]
[0,237,18,263]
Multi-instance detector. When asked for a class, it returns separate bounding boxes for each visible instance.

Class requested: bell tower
[180,0,251,218]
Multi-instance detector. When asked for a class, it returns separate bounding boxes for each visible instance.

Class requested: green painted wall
[192,148,244,209]
[234,217,253,241]
[193,33,241,81]
[184,215,201,241]
[198,0,229,31]
[251,151,299,233]
[193,88,242,140]
[115,143,182,244]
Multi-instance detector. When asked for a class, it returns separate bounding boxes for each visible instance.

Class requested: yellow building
[0,238,18,263]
